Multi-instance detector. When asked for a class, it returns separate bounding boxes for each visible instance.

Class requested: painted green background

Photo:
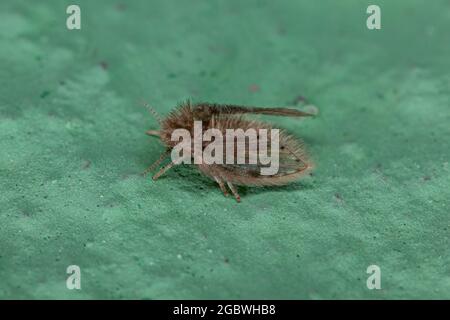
[0,0,449,299]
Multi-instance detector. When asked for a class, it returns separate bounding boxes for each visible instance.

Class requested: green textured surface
[1,0,449,299]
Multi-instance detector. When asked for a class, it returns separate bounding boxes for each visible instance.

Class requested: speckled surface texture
[0,0,449,299]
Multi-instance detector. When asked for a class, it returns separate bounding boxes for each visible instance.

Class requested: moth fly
[143,100,314,202]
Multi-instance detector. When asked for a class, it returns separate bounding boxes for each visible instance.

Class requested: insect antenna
[140,100,162,137]
[246,107,313,117]
[207,104,314,117]
[139,100,163,125]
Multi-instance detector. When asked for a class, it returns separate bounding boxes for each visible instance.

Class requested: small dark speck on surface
[116,3,127,11]
[334,193,344,203]
[292,95,308,105]
[40,91,50,99]
[248,84,260,93]
[22,211,33,217]
[277,26,287,35]
[82,160,91,170]
[100,61,109,70]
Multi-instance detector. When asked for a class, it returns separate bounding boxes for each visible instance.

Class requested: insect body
[144,101,314,202]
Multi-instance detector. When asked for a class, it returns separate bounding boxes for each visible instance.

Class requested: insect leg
[143,150,170,176]
[152,161,175,180]
[140,101,163,125]
[214,176,229,197]
[226,181,241,203]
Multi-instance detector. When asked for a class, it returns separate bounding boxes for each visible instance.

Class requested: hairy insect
[143,100,314,202]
